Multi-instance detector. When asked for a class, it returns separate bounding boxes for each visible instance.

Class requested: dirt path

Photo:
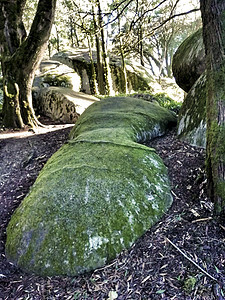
[0,127,224,299]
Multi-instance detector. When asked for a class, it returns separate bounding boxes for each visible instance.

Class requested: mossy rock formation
[52,50,151,94]
[33,87,99,123]
[6,97,176,276]
[173,28,207,147]
[172,28,205,93]
[34,60,81,91]
[177,73,206,147]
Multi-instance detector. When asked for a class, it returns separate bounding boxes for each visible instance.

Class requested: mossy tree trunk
[139,26,144,67]
[117,8,128,94]
[69,17,79,48]
[87,35,99,95]
[96,0,111,96]
[0,0,57,128]
[200,0,225,216]
[92,4,105,95]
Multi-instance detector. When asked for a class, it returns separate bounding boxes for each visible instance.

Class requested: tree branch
[126,8,200,52]
[13,0,57,71]
[130,0,169,30]
[152,8,200,33]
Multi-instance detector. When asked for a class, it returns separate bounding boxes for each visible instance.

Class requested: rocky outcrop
[52,50,151,94]
[34,60,81,91]
[6,97,176,276]
[177,73,206,147]
[172,28,205,93]
[33,87,99,123]
[32,53,152,121]
[173,28,207,147]
[33,61,99,122]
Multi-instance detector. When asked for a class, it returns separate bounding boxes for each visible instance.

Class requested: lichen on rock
[33,87,99,123]
[34,60,81,91]
[172,28,205,93]
[177,73,206,148]
[172,28,207,148]
[52,50,152,94]
[6,97,176,276]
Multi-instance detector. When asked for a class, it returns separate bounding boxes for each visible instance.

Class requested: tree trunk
[92,4,105,95]
[200,0,225,216]
[55,27,60,52]
[117,9,128,94]
[166,49,173,78]
[2,59,37,128]
[139,26,144,67]
[87,35,98,95]
[0,0,57,128]
[97,0,111,95]
[69,17,75,48]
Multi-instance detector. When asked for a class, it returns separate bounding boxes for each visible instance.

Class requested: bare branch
[130,0,169,30]
[102,0,134,27]
[124,8,200,53]
[167,237,218,282]
[153,8,200,32]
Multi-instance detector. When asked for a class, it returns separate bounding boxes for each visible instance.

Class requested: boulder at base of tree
[172,28,205,93]
[33,87,99,123]
[177,73,206,148]
[6,97,176,276]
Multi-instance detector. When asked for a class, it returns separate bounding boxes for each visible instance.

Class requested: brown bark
[96,0,110,95]
[117,8,128,94]
[87,35,98,95]
[200,0,225,216]
[92,4,105,95]
[139,26,144,67]
[0,0,57,128]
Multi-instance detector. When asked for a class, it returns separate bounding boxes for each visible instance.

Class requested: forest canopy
[0,0,201,127]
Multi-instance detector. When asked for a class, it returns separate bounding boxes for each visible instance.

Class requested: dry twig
[166,237,218,282]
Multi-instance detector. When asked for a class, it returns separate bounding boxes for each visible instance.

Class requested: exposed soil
[0,122,225,300]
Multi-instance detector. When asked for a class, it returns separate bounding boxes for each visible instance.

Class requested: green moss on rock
[172,28,205,93]
[6,97,176,276]
[52,51,152,95]
[177,73,206,148]
[43,73,73,88]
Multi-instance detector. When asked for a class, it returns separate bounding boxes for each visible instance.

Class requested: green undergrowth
[42,73,73,88]
[6,96,177,276]
[151,93,182,113]
[99,91,181,114]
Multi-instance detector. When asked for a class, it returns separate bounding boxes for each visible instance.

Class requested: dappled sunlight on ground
[0,123,74,140]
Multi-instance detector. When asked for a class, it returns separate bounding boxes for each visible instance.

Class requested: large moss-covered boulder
[177,73,206,147]
[172,28,205,93]
[173,29,207,148]
[6,97,176,276]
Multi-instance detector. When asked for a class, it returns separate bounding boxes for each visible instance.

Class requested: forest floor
[0,119,225,300]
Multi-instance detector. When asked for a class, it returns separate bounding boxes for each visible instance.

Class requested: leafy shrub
[153,93,182,113]
[98,91,182,114]
[43,73,72,88]
[132,91,181,114]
